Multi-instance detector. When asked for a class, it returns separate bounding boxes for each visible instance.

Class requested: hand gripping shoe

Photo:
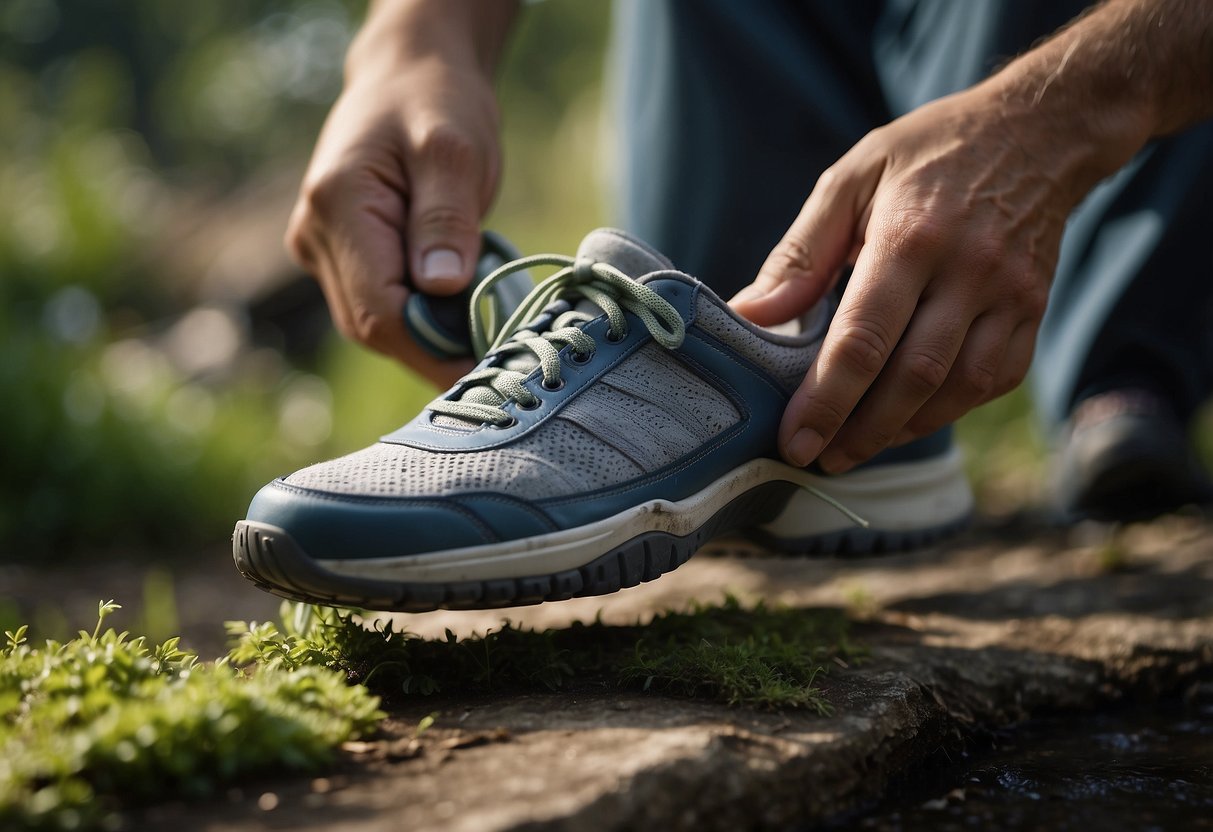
[403,230,533,360]
[233,228,972,611]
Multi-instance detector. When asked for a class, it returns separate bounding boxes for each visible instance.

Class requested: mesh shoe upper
[246,228,828,560]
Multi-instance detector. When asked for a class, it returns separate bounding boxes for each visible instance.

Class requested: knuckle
[1023,284,1049,319]
[350,306,396,350]
[814,165,842,196]
[884,212,945,260]
[415,123,477,171]
[959,357,998,398]
[992,363,1028,398]
[831,320,893,377]
[968,237,1006,273]
[284,220,310,267]
[902,349,952,394]
[300,172,345,219]
[856,424,897,456]
[805,396,853,435]
[414,203,477,236]
[1005,269,1048,316]
[770,235,815,278]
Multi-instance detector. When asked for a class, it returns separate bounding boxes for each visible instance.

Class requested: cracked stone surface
[9,514,1212,830]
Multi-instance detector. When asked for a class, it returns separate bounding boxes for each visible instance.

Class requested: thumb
[730,165,870,326]
[407,155,486,297]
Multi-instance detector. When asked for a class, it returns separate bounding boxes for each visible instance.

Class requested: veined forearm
[989,0,1213,186]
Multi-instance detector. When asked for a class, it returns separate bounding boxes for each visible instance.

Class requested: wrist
[346,0,517,86]
[980,48,1154,207]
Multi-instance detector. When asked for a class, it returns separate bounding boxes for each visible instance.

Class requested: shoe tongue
[574,228,674,278]
[432,230,674,430]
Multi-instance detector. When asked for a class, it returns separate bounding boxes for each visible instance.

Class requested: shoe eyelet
[541,377,565,392]
[516,396,541,411]
[605,329,627,344]
[492,416,518,429]
[569,349,595,366]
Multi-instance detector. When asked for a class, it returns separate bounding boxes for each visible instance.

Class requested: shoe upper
[246,228,830,560]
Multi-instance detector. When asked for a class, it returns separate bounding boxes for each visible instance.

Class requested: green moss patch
[0,602,382,831]
[2,596,854,830]
[229,595,856,713]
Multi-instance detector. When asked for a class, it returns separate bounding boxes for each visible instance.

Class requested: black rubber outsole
[232,482,791,612]
[232,482,970,612]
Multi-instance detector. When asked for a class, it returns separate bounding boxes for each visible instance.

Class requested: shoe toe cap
[244,480,559,561]
[244,480,497,561]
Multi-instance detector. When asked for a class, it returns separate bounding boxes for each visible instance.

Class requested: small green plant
[0,601,382,832]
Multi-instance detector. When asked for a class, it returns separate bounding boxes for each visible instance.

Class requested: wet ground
[849,693,1213,831]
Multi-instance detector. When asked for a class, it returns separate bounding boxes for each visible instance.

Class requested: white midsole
[318,449,971,584]
[320,457,804,583]
[757,445,973,539]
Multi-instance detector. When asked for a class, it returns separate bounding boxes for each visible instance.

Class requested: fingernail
[785,428,823,468]
[419,247,463,289]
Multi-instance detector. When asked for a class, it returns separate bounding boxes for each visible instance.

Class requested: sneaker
[233,228,972,611]
[1053,387,1213,522]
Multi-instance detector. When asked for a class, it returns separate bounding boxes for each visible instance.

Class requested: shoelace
[425,250,869,529]
[427,254,685,427]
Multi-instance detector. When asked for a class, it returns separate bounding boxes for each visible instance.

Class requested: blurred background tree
[0,0,615,556]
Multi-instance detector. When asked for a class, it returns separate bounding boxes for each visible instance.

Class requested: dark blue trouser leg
[1034,129,1213,432]
[611,0,1213,442]
[611,0,888,291]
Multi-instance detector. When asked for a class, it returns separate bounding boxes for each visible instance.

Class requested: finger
[325,205,415,357]
[333,214,479,385]
[987,319,1036,402]
[285,198,358,339]
[730,161,879,326]
[406,128,487,297]
[310,236,358,341]
[818,301,972,472]
[778,224,933,467]
[892,317,1033,445]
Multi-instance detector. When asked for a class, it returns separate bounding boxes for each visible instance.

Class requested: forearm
[347,0,522,81]
[987,0,1213,198]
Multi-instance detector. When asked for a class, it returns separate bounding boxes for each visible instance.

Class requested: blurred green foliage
[0,0,1056,558]
[0,0,610,556]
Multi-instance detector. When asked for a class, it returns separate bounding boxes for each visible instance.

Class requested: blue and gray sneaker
[233,228,971,611]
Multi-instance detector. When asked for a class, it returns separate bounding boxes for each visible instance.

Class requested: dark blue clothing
[612,0,1213,434]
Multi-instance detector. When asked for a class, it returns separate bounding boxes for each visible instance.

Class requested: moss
[0,602,382,831]
[228,595,857,713]
[2,595,856,829]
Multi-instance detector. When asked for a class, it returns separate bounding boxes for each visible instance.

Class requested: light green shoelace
[427,255,686,427]
[425,251,869,529]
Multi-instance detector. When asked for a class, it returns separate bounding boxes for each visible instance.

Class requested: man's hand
[730,0,1213,473]
[286,0,517,387]
[733,88,1071,472]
